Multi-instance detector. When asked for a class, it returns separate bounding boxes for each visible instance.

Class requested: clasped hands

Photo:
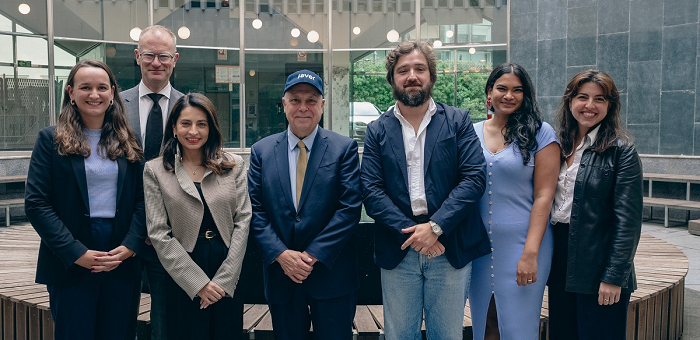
[401,223,444,258]
[277,250,318,284]
[74,245,134,273]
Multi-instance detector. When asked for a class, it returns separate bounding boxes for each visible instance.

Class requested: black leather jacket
[565,140,643,295]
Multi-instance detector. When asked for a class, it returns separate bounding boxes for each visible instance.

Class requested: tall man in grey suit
[120,25,184,340]
[248,70,362,339]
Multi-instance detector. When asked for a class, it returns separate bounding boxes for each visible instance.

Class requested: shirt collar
[584,125,601,147]
[392,98,437,121]
[138,81,172,99]
[287,125,319,152]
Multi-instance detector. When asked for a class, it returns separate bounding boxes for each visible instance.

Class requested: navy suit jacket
[361,102,491,270]
[25,127,146,285]
[248,127,362,304]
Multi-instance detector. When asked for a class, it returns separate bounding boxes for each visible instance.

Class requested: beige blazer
[143,152,251,299]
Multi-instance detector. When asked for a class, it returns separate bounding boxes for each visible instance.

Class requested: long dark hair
[485,63,542,165]
[55,59,142,162]
[161,93,235,174]
[555,69,630,162]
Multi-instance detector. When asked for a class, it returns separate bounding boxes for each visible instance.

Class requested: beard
[393,82,433,107]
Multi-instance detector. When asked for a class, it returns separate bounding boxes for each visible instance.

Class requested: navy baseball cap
[283,70,324,96]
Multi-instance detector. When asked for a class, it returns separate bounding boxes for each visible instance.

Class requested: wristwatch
[429,220,443,236]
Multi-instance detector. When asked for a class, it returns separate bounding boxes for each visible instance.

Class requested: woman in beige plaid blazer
[143,93,251,340]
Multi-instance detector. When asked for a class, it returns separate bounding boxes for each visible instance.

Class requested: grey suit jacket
[143,152,251,299]
[121,84,185,147]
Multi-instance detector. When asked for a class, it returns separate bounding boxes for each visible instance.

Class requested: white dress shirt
[550,125,600,224]
[392,99,437,217]
[137,81,173,146]
[287,126,318,211]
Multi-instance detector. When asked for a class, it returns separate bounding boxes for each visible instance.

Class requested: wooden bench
[0,225,688,340]
[0,175,26,227]
[0,198,25,227]
[0,176,27,185]
[643,173,700,227]
[643,197,700,228]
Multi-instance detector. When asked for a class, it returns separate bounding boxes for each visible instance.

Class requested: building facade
[0,0,507,150]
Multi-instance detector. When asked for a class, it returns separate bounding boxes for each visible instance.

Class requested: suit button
[296,216,301,222]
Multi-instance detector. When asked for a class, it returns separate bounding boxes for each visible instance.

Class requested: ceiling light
[387,29,399,42]
[291,28,300,37]
[252,18,263,29]
[129,27,142,41]
[18,4,30,15]
[178,26,191,39]
[433,40,442,48]
[469,47,476,54]
[446,30,454,38]
[307,30,319,43]
[353,27,361,35]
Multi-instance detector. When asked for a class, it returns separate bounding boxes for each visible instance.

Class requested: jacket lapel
[124,90,141,146]
[274,133,296,212]
[384,108,409,191]
[70,155,90,212]
[174,153,202,202]
[297,128,328,211]
[424,105,446,174]
[116,157,127,206]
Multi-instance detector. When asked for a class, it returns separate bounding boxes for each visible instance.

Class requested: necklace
[183,162,203,175]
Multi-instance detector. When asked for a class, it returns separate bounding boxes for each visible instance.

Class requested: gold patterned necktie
[296,140,308,206]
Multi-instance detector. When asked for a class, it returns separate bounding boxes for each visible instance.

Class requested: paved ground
[642,222,700,340]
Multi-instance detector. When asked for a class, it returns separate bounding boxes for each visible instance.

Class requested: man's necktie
[296,141,308,206]
[144,93,164,161]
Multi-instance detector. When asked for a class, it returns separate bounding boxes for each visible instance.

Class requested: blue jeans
[381,249,471,340]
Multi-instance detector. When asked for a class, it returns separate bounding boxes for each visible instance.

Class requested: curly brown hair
[385,41,438,87]
[55,59,142,162]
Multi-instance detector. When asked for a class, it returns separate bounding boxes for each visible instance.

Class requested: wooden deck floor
[0,223,688,340]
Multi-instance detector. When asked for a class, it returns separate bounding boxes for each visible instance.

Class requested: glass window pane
[0,0,47,35]
[53,0,148,42]
[244,51,324,147]
[0,65,49,150]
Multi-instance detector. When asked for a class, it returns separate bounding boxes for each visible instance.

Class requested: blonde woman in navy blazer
[143,93,250,339]
[25,60,145,340]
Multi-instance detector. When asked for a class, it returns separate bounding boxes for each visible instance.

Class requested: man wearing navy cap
[248,70,362,339]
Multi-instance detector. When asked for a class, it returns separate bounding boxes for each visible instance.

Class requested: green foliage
[352,59,489,122]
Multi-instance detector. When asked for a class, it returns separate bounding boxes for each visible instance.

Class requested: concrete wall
[510,0,700,156]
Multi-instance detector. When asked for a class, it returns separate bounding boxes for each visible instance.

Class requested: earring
[70,99,75,106]
[173,134,177,139]
[109,99,113,106]
[486,96,491,111]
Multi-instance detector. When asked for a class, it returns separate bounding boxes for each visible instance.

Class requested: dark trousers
[548,222,631,340]
[269,285,356,340]
[47,218,138,340]
[167,235,244,340]
[140,243,172,340]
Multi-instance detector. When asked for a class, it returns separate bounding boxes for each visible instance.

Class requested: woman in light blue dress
[468,63,560,339]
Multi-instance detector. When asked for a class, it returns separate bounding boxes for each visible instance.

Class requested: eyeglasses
[139,52,175,63]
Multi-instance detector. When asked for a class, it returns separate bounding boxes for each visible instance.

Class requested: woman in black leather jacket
[547,70,643,340]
